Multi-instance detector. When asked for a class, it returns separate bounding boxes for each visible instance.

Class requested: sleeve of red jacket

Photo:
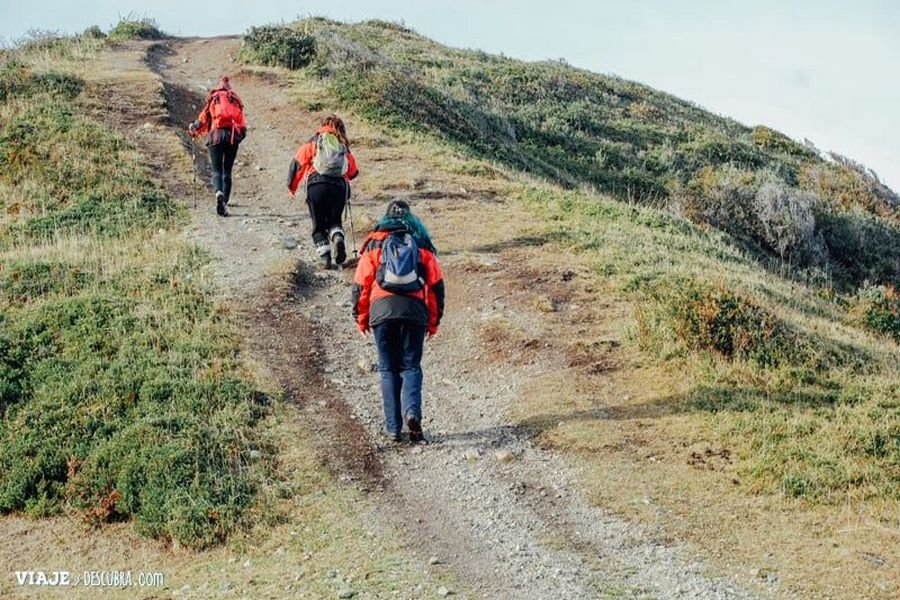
[422,250,445,334]
[345,150,359,181]
[351,247,378,331]
[288,141,315,195]
[191,101,212,136]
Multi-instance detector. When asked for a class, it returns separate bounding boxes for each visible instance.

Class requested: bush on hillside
[685,166,828,269]
[848,285,900,342]
[754,179,825,265]
[239,25,317,70]
[638,277,801,367]
[81,25,106,40]
[815,208,900,287]
[800,158,900,220]
[107,18,165,41]
[750,125,818,161]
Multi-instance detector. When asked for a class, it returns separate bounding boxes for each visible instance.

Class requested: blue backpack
[376,232,424,294]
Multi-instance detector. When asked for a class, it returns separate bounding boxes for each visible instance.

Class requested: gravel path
[153,37,763,599]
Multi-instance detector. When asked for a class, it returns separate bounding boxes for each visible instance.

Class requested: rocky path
[154,37,761,599]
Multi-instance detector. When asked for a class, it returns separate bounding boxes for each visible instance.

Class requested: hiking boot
[406,415,425,443]
[215,191,228,217]
[333,233,346,266]
[319,251,333,270]
[382,430,402,443]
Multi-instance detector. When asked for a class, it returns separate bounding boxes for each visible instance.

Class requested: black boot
[215,191,228,217]
[333,232,346,266]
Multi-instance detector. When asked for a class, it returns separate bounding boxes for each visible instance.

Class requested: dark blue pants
[372,320,426,435]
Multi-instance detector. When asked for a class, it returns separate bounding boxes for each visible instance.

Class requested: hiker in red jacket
[188,76,247,217]
[352,200,445,443]
[288,114,359,269]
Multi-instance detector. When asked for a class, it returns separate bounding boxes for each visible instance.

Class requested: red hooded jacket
[190,80,247,145]
[351,229,445,335]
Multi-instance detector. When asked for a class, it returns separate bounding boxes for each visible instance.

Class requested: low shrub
[849,285,900,341]
[81,25,106,40]
[239,25,317,70]
[816,208,900,287]
[639,277,800,366]
[754,179,825,265]
[107,18,166,41]
[750,125,817,161]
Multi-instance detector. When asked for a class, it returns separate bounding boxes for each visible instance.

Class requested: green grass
[521,185,900,503]
[0,46,270,548]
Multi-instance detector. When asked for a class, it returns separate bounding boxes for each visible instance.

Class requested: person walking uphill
[352,200,445,443]
[287,114,359,269]
[188,76,247,217]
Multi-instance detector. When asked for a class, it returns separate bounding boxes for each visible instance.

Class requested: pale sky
[2,1,898,193]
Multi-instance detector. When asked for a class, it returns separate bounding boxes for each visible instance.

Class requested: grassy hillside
[236,20,900,595]
[0,30,272,549]
[242,19,900,291]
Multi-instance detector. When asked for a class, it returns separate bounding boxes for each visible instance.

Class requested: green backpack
[312,132,348,178]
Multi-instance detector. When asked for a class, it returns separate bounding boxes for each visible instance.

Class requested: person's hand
[187,122,198,136]
[426,327,437,341]
[358,324,370,338]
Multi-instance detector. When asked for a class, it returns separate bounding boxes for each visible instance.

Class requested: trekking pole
[189,136,197,210]
[345,194,357,258]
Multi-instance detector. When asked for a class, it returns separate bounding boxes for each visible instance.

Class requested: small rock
[495,450,515,463]
[274,546,286,556]
[463,449,481,462]
[248,449,261,460]
[862,552,886,566]
[242,559,251,568]
[428,556,441,565]
[337,589,355,599]
[357,360,374,374]
[283,238,298,250]
[255,165,265,171]
[437,586,453,596]
[141,122,153,129]
[182,57,189,63]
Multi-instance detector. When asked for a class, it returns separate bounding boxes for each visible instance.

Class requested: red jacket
[287,125,359,196]
[352,229,445,335]
[190,88,247,145]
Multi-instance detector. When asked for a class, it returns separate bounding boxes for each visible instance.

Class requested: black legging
[208,141,239,202]
[307,180,347,246]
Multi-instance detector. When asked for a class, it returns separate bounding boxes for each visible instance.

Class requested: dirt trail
[153,38,762,599]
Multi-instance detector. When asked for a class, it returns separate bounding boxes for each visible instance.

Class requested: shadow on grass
[516,384,843,437]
